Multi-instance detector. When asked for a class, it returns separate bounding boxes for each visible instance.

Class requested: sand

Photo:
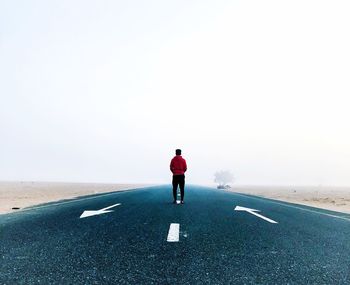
[1,182,350,215]
[227,185,350,214]
[0,181,152,214]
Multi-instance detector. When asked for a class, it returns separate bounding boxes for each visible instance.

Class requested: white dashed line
[167,223,180,242]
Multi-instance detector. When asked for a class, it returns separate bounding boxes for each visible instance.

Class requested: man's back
[170,155,187,176]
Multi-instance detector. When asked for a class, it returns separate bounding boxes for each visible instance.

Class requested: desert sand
[0,181,152,214]
[227,185,350,214]
[1,182,350,215]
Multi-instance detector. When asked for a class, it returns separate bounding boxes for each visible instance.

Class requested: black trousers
[172,174,185,201]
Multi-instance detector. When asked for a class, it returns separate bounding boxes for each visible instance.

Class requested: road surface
[1,185,350,284]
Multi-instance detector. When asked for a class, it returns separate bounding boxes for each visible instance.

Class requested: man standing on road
[170,149,187,204]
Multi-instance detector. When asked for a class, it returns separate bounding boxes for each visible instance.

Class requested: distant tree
[214,170,234,188]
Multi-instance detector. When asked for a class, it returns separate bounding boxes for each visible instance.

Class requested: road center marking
[167,223,180,242]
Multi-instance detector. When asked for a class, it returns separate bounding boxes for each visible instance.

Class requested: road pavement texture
[1,185,350,284]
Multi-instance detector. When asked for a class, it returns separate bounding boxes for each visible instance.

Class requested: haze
[1,0,349,186]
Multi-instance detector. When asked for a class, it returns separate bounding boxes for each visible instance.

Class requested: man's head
[175,149,182,155]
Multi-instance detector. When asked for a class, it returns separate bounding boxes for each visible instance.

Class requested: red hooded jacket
[170,155,187,175]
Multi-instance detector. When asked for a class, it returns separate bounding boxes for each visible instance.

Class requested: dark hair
[176,149,181,155]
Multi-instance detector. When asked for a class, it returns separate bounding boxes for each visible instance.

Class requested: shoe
[181,201,184,204]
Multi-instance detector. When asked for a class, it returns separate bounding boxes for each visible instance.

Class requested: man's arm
[170,159,174,173]
[183,159,187,172]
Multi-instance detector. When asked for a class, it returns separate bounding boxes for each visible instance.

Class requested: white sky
[1,0,349,186]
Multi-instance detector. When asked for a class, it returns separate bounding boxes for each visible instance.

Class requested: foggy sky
[1,0,349,186]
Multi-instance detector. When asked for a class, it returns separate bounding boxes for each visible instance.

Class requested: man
[170,149,187,204]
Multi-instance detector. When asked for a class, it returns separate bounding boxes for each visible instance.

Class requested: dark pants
[172,174,185,201]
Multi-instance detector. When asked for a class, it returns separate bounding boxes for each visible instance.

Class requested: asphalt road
[1,185,350,284]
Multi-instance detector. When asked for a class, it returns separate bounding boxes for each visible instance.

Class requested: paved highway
[1,185,350,284]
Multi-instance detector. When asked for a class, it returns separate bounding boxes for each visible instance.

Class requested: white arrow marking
[234,206,278,224]
[167,223,180,242]
[80,203,121,219]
